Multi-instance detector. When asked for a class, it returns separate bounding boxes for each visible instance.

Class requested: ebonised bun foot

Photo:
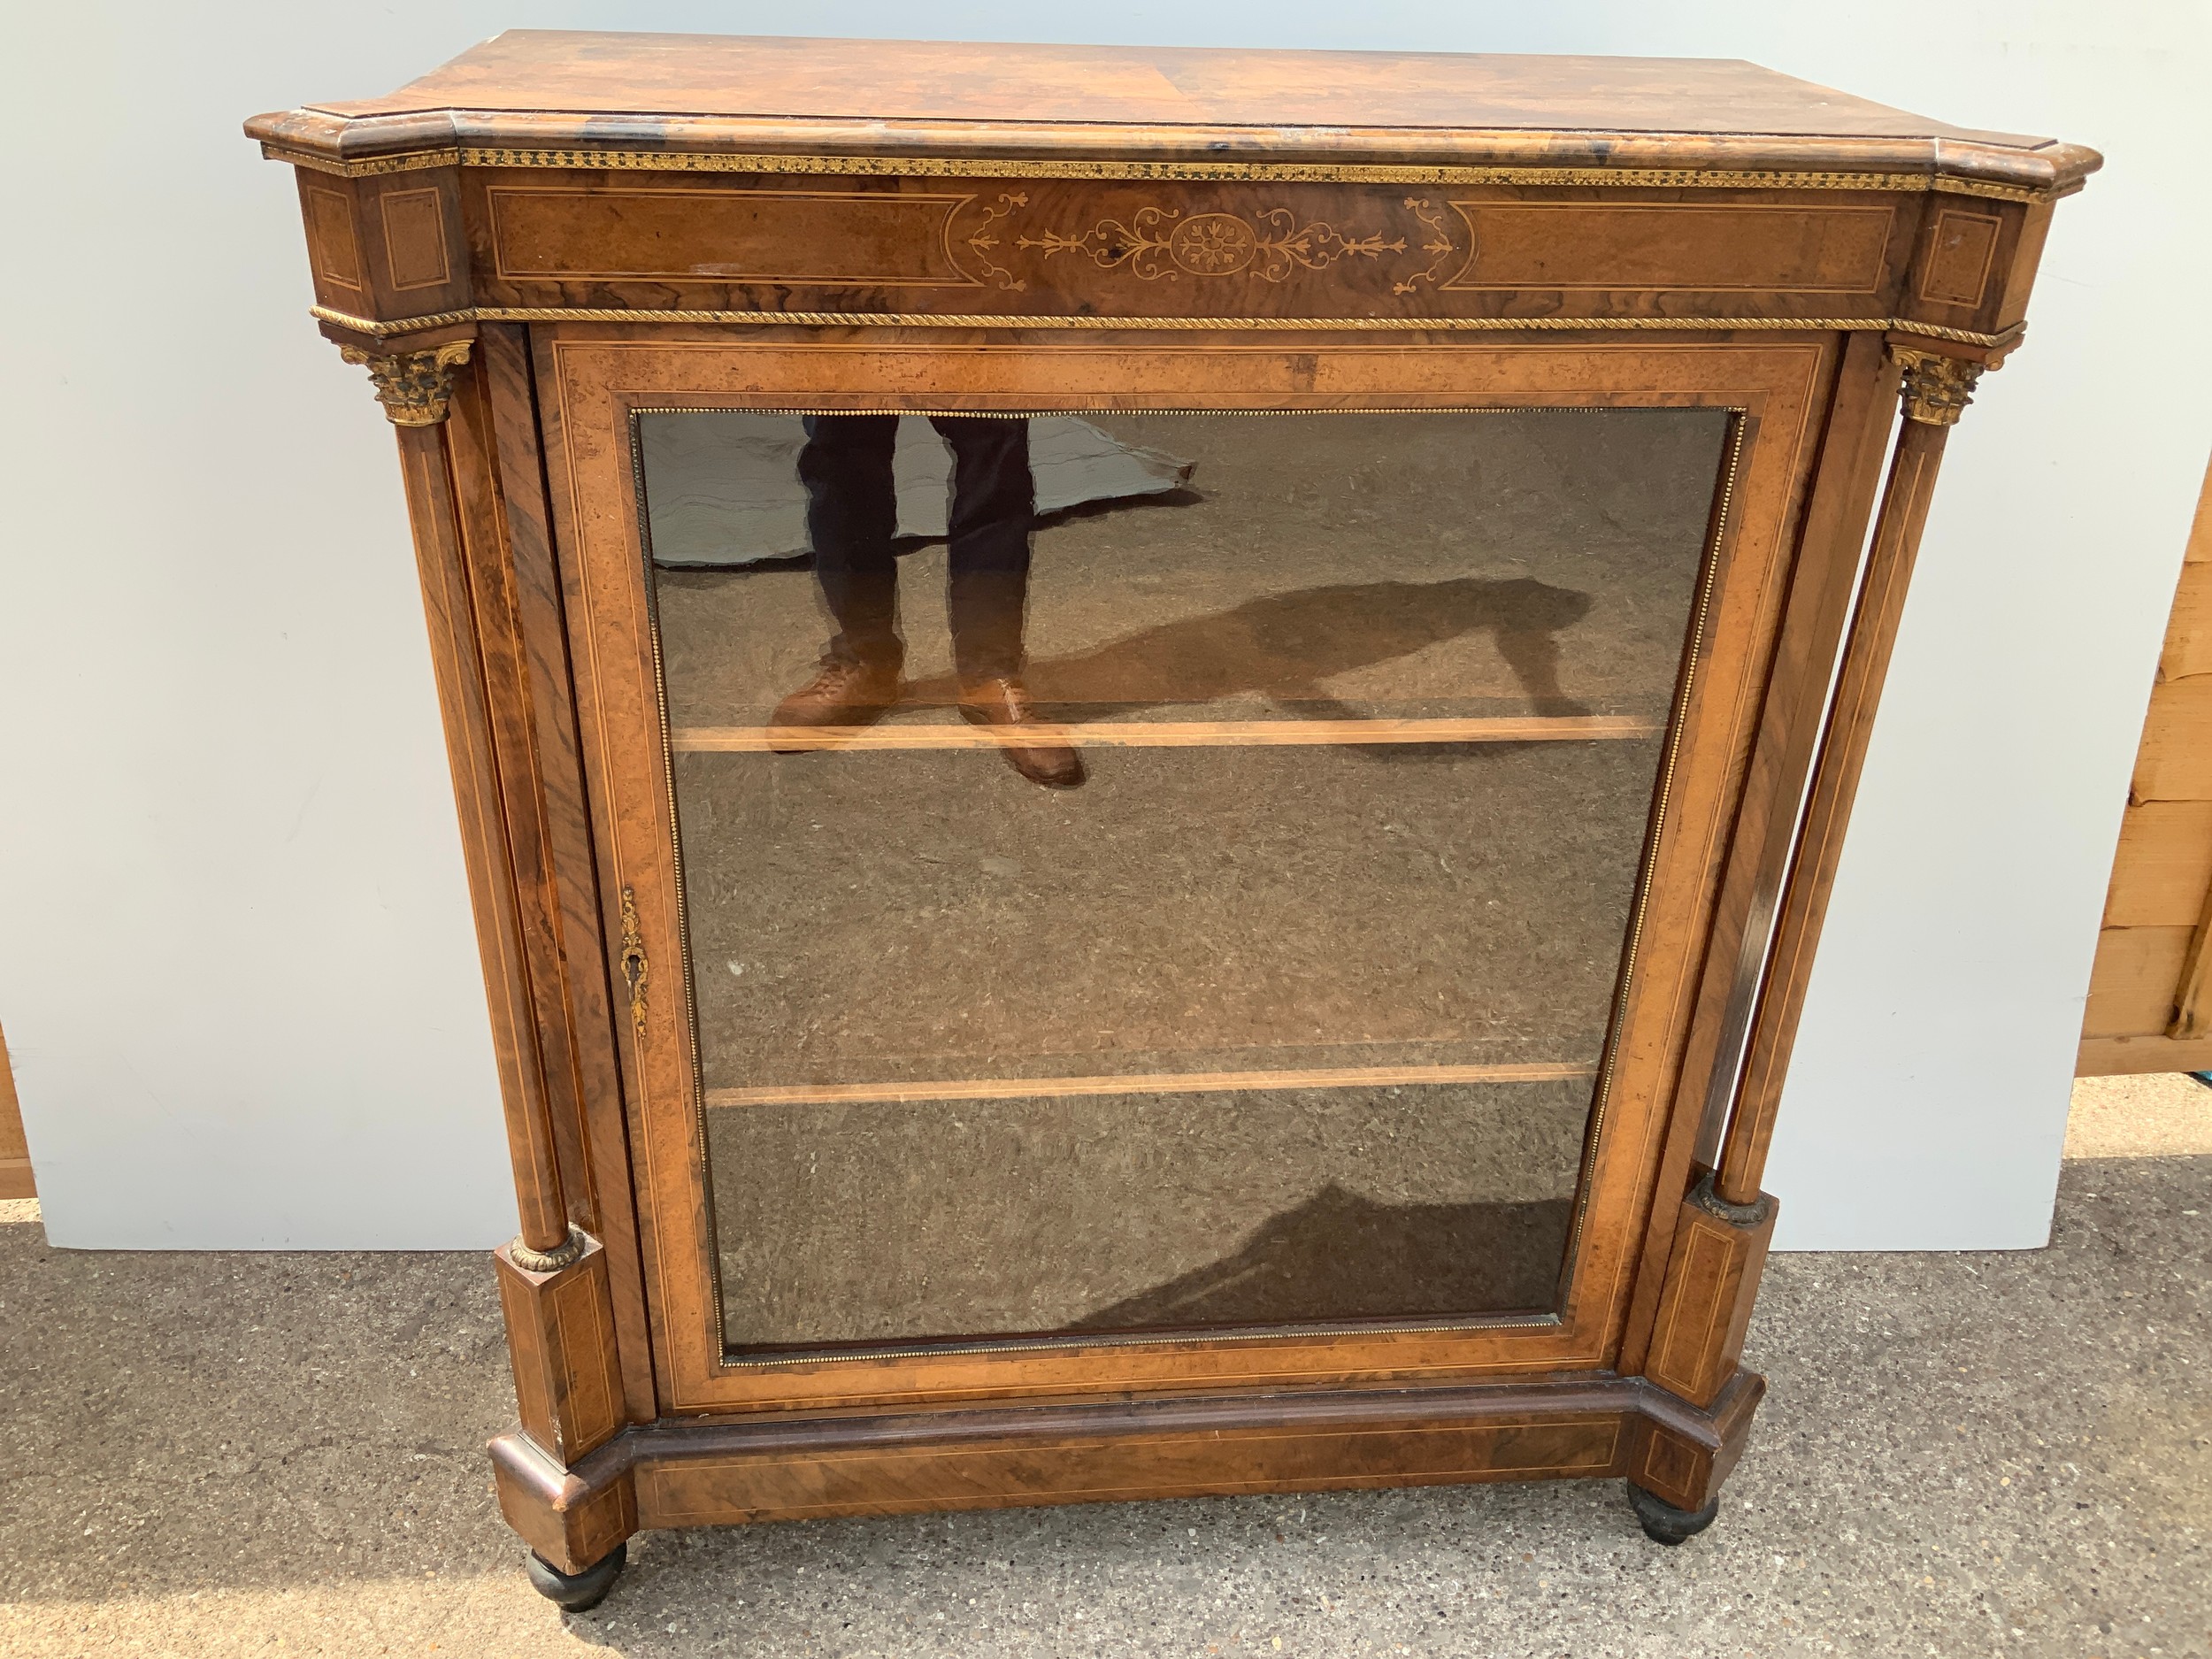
[1627,1482,1721,1545]
[526,1541,627,1610]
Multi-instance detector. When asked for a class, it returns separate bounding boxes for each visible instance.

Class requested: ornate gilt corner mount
[337,339,473,426]
[508,1224,590,1274]
[1891,344,1985,427]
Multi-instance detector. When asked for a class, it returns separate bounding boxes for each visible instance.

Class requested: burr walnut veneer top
[251,32,2094,188]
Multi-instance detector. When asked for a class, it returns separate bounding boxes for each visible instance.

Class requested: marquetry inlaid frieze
[459,174,1935,324]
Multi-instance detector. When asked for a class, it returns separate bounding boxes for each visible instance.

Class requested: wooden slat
[2076,1033,2212,1076]
[672,715,1657,754]
[2101,801,2212,926]
[2130,677,2212,802]
[704,1059,1596,1109]
[2082,926,2192,1039]
[2158,556,2212,680]
[0,1023,31,1202]
[2185,450,2212,565]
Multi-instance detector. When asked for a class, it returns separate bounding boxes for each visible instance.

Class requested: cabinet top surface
[252,32,2096,192]
[314,31,2039,145]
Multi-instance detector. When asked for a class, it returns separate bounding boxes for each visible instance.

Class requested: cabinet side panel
[478,322,658,1424]
[390,420,571,1248]
[1617,332,1895,1373]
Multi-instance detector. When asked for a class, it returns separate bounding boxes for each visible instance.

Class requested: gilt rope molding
[310,303,2017,349]
[260,143,2052,200]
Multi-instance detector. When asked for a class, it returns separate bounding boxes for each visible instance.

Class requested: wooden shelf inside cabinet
[247,30,2095,1594]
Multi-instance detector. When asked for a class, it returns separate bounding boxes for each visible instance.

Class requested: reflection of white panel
[640,414,1194,567]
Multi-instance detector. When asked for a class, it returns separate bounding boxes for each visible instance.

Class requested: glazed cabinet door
[533,326,1843,1415]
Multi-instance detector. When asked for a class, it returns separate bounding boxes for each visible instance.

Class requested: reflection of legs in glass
[933,416,1083,788]
[772,415,906,748]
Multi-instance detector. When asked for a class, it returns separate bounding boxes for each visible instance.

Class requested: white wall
[3,1,2205,1249]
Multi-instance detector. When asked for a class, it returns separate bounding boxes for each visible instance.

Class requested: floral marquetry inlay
[1015,203,1452,284]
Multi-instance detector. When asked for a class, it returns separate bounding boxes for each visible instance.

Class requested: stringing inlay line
[705,1061,1598,1109]
[672,716,1657,752]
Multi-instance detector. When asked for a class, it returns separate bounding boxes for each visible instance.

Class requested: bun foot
[525,1540,627,1610]
[1627,1483,1720,1545]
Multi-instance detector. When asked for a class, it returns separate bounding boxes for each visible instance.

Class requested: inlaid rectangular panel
[488,186,984,286]
[1916,208,2001,306]
[1445,204,1895,293]
[380,187,452,290]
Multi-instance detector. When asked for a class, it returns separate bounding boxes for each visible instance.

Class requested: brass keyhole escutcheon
[618,885,649,1038]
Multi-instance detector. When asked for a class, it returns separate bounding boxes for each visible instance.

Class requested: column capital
[1891,344,1985,427]
[339,339,473,426]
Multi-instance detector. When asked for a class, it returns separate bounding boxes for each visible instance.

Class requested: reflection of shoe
[767,658,901,751]
[959,677,1086,788]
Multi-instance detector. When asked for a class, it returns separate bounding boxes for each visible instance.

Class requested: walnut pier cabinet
[248,34,2094,1605]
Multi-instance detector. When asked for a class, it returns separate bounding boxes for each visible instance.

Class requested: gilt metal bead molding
[337,339,474,426]
[259,142,2049,200]
[1892,344,1985,426]
[509,1225,590,1274]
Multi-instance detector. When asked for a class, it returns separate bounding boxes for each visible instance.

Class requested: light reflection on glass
[636,410,1728,1351]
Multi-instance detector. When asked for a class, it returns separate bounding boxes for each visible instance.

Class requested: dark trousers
[798,414,1034,682]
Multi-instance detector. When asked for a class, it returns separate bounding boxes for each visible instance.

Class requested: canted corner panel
[489,1433,638,1574]
[496,1242,626,1464]
[1641,1196,1775,1409]
[380,187,454,290]
[1444,203,1895,295]
[302,184,366,303]
[1633,1420,1708,1508]
[1916,208,2002,308]
[487,186,991,288]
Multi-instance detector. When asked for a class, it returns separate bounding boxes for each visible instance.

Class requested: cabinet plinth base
[491,1369,1762,1567]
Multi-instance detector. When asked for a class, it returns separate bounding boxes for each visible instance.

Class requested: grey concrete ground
[0,1150,2206,1656]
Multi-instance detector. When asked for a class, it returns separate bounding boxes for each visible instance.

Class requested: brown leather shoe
[959,677,1086,787]
[767,657,901,751]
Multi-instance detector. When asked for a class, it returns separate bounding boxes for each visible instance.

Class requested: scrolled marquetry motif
[338,339,474,426]
[1018,205,1405,283]
[962,193,1027,292]
[1392,197,1462,295]
[509,1223,590,1273]
[1891,345,1985,426]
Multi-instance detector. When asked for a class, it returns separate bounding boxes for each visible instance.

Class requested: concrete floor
[2,1097,2207,1657]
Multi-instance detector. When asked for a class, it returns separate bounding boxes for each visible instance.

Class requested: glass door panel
[634,410,1731,1354]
